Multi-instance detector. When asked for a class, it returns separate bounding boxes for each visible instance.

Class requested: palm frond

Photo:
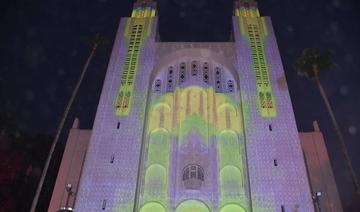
[294,48,335,79]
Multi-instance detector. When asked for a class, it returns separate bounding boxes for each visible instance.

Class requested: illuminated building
[49,0,343,211]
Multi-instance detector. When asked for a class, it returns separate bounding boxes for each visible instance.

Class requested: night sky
[1,0,360,210]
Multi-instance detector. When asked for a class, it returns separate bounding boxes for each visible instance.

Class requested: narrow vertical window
[203,62,209,83]
[110,155,115,164]
[154,79,161,92]
[215,67,222,92]
[102,199,107,210]
[167,66,174,92]
[227,80,234,92]
[191,61,198,76]
[179,62,186,83]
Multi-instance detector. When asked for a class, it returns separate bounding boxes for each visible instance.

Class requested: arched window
[182,164,204,190]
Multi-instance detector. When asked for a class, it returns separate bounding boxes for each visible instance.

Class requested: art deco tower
[75,0,314,211]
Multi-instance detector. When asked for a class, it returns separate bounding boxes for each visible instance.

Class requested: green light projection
[143,128,171,209]
[138,86,249,211]
[115,16,154,116]
[237,10,277,118]
[139,202,166,212]
[148,86,243,136]
[175,200,211,212]
[220,204,247,212]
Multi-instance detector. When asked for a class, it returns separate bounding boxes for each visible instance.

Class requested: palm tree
[295,48,360,194]
[30,34,107,212]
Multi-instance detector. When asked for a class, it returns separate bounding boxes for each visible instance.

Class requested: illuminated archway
[220,203,247,212]
[139,202,166,212]
[219,165,243,192]
[144,164,167,196]
[137,48,250,210]
[175,199,211,212]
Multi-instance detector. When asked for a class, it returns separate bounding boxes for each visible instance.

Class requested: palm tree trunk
[30,42,99,212]
[315,77,360,195]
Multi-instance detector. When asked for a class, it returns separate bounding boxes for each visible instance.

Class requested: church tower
[74,0,314,211]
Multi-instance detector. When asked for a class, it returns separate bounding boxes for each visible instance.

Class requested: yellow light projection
[140,87,248,211]
[147,86,243,137]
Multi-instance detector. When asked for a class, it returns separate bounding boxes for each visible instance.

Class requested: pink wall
[299,121,343,212]
[48,119,91,212]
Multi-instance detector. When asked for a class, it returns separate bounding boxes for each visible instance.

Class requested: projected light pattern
[137,57,250,211]
[147,87,243,136]
[235,1,276,118]
[75,0,314,211]
[115,1,155,116]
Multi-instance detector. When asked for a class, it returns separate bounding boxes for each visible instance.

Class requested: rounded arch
[217,103,238,117]
[148,128,171,166]
[149,127,170,135]
[145,164,167,182]
[219,165,242,179]
[181,85,207,94]
[175,199,211,212]
[144,164,167,194]
[217,130,242,168]
[219,165,243,192]
[218,129,238,139]
[139,202,166,212]
[220,203,247,212]
[149,48,240,88]
[152,102,171,113]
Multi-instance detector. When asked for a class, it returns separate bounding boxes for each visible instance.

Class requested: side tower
[233,0,313,211]
[75,0,158,211]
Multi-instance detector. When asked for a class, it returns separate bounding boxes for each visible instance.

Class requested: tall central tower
[75,0,314,211]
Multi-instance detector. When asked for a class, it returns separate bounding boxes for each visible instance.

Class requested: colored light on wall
[75,1,315,211]
[142,128,171,208]
[139,202,166,212]
[147,86,243,136]
[175,200,211,212]
[138,86,249,211]
[115,17,154,116]
[237,14,277,118]
[220,204,247,212]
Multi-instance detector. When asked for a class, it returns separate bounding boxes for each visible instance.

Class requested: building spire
[234,0,260,17]
[131,0,157,18]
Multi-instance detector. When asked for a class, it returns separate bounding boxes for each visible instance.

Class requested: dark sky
[1,0,359,210]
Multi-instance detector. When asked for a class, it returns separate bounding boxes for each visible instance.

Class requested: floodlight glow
[74,1,314,211]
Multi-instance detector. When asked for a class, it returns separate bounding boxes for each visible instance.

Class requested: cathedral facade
[74,1,314,211]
